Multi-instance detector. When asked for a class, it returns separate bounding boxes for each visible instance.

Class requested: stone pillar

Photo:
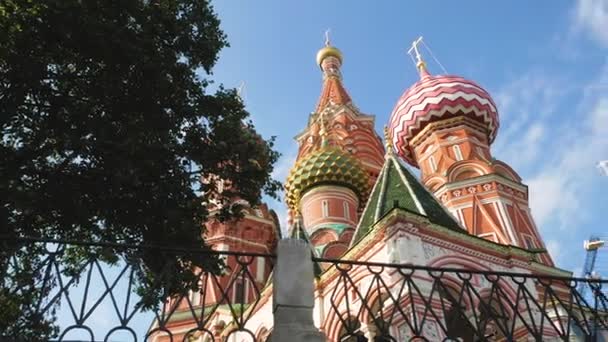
[272,239,326,342]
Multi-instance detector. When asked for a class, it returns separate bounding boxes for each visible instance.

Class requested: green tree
[0,0,281,339]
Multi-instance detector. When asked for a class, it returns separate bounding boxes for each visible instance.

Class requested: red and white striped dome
[389,72,499,166]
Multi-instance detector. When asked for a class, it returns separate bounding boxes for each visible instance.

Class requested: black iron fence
[0,236,274,342]
[3,236,608,342]
[314,257,608,342]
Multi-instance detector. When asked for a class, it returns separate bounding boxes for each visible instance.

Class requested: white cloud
[526,75,608,230]
[492,70,567,172]
[492,59,608,271]
[527,174,579,229]
[573,0,608,46]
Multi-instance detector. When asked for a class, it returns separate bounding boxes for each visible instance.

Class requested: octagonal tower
[285,38,384,257]
[389,42,553,265]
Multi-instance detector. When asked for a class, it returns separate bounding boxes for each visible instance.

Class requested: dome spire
[315,31,352,111]
[408,36,431,79]
[383,126,394,155]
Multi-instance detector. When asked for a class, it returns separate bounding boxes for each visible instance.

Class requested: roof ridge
[351,152,463,247]
[389,154,427,215]
[350,157,389,248]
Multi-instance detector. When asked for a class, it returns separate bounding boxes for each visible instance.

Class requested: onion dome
[389,64,499,166]
[285,146,369,211]
[314,35,351,111]
[316,45,343,68]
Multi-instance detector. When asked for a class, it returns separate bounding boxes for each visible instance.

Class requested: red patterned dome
[389,71,499,166]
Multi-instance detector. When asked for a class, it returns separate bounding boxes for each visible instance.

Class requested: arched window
[343,201,350,220]
[232,278,254,305]
[453,144,463,161]
[367,295,392,340]
[477,293,510,340]
[233,279,246,304]
[322,200,329,218]
[522,234,536,250]
[439,286,475,341]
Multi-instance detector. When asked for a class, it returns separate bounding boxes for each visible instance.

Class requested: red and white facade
[389,63,553,266]
[151,40,572,341]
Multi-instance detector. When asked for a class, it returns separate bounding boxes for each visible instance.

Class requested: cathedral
[150,37,589,341]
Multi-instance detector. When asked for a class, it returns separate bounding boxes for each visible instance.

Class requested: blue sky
[57,0,608,338]
[210,0,608,274]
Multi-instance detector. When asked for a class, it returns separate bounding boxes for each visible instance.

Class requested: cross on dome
[408,37,424,66]
[407,36,430,78]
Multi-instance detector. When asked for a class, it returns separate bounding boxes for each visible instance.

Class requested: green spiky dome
[285,146,370,211]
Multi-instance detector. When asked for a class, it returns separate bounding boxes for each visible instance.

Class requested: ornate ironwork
[4,235,608,342]
[314,257,608,342]
[1,236,274,342]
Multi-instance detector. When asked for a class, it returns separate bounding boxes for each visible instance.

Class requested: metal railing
[0,236,274,342]
[3,235,608,342]
[314,257,608,342]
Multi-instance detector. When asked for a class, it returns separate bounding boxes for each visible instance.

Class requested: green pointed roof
[351,152,462,245]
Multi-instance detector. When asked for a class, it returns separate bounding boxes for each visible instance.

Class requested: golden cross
[407,36,424,65]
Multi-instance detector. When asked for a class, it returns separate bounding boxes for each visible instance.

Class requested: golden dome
[316,45,343,68]
[285,146,369,211]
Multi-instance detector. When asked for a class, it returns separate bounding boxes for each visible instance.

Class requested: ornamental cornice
[433,174,528,201]
[360,208,536,263]
[295,105,378,141]
[410,116,489,148]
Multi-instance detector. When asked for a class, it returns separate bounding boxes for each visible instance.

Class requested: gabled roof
[351,152,463,246]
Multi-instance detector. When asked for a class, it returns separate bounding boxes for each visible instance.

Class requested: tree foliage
[0,0,280,338]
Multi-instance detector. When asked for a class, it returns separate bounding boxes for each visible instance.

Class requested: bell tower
[389,38,553,265]
[284,35,384,258]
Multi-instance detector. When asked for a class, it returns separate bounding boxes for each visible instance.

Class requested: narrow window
[322,200,329,218]
[343,201,350,220]
[453,144,463,161]
[523,235,536,249]
[428,155,437,173]
[234,279,246,304]
[256,256,265,282]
